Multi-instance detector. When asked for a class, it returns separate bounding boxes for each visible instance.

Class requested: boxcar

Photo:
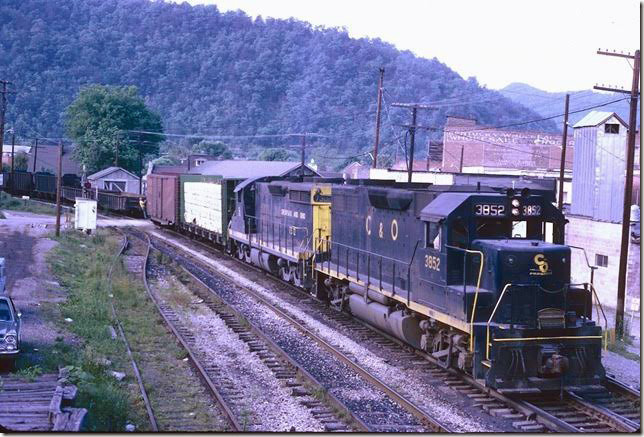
[147,173,180,226]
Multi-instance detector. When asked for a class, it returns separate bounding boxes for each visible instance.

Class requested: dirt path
[0,211,66,366]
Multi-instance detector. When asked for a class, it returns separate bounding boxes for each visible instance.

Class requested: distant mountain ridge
[1,0,557,168]
[499,83,638,132]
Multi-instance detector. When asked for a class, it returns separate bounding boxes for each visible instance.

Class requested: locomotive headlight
[512,208,520,216]
[511,199,520,207]
[4,334,16,345]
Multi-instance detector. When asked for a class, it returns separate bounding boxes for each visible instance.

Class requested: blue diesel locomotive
[228,179,606,393]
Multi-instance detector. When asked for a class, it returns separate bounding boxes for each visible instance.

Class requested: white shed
[87,166,141,194]
[571,111,628,222]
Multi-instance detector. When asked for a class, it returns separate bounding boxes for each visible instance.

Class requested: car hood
[0,320,17,335]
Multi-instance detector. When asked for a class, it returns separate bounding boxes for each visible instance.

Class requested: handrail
[445,245,485,351]
[486,283,513,360]
[584,282,609,351]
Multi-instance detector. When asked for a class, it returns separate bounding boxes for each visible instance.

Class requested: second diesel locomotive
[227,179,606,393]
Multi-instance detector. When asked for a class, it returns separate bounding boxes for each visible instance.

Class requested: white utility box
[75,198,97,232]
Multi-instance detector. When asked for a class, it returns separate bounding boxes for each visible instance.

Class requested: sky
[180,0,640,93]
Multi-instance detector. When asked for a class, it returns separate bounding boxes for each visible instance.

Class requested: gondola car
[229,179,606,393]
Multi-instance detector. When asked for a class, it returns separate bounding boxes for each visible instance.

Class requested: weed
[0,191,57,215]
[16,365,43,381]
[607,340,640,362]
[311,386,327,401]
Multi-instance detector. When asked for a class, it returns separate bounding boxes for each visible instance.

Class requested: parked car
[0,295,21,364]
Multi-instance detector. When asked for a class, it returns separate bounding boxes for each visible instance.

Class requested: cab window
[450,219,468,248]
[425,222,441,250]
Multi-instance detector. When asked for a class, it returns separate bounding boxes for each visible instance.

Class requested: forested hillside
[1,0,557,168]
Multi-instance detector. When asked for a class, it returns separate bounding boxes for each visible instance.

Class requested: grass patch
[42,229,148,431]
[0,191,58,215]
[607,340,640,362]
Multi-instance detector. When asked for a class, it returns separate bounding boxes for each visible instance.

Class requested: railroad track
[141,228,454,432]
[152,226,642,433]
[127,231,242,432]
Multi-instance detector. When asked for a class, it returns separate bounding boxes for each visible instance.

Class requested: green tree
[193,141,232,160]
[258,148,295,161]
[14,151,29,171]
[65,85,163,174]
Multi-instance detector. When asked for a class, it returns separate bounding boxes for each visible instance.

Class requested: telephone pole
[594,49,640,340]
[32,138,38,173]
[300,134,306,176]
[55,141,63,237]
[392,103,438,182]
[558,94,570,211]
[459,145,464,173]
[0,80,15,155]
[372,68,385,168]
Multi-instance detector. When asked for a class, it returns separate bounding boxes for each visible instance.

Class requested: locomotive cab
[421,190,605,393]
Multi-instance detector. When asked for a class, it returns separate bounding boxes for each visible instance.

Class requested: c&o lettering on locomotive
[365,215,372,235]
[530,253,551,275]
[390,219,398,241]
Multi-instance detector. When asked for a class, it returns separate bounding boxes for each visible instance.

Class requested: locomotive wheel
[280,266,292,282]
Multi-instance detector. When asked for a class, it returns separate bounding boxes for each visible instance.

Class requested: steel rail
[149,229,452,433]
[107,230,158,432]
[173,259,369,432]
[137,231,242,432]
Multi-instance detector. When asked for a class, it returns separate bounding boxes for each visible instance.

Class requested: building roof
[573,111,628,129]
[27,145,82,175]
[189,160,320,178]
[88,166,139,180]
[1,145,31,154]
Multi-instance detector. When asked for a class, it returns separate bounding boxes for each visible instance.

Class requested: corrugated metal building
[571,111,627,222]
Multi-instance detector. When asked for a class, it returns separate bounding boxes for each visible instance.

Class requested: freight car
[34,172,81,200]
[228,179,606,393]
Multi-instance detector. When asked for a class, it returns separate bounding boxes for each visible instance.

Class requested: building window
[605,124,620,134]
[195,158,206,166]
[595,254,608,267]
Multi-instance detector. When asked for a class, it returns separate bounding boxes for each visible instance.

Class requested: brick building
[442,116,574,173]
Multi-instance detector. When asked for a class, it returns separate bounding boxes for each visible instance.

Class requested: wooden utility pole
[10,132,15,186]
[459,145,464,173]
[138,132,143,195]
[115,137,119,167]
[372,68,385,168]
[594,49,640,339]
[392,103,438,183]
[55,142,63,237]
[300,134,306,176]
[558,94,570,211]
[0,80,15,154]
[32,138,38,173]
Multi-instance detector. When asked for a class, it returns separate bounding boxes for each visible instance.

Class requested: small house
[87,166,141,194]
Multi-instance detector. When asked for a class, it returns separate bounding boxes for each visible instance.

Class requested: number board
[473,203,506,217]
[521,204,542,217]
